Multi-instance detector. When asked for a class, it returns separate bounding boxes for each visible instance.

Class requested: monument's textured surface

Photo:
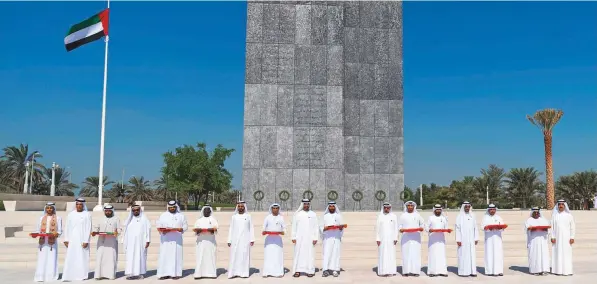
[242,1,403,211]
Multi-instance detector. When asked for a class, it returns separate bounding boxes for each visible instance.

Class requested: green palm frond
[527,108,564,134]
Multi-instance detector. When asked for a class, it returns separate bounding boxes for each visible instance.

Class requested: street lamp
[419,184,423,206]
[486,185,490,205]
[29,152,38,194]
[50,162,59,196]
[23,162,30,194]
[66,166,72,184]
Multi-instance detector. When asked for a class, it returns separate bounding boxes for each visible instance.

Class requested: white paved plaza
[0,210,595,283]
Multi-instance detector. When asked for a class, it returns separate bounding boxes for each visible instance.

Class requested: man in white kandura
[227,201,255,279]
[320,201,344,277]
[157,200,188,280]
[375,202,398,277]
[481,204,504,276]
[398,201,425,277]
[455,201,479,277]
[525,207,550,275]
[34,202,62,282]
[62,198,92,282]
[123,204,151,280]
[291,199,319,278]
[550,199,575,276]
[426,204,449,277]
[92,204,121,280]
[193,204,219,279]
[262,203,286,278]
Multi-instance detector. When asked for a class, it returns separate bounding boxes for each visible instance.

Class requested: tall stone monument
[242,1,403,211]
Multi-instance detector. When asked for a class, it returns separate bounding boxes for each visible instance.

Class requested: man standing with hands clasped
[550,199,575,276]
[375,203,398,277]
[157,200,188,280]
[62,198,92,282]
[291,199,319,278]
[455,201,479,277]
[399,201,425,277]
[227,201,255,279]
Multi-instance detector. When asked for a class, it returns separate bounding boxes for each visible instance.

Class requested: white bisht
[524,207,550,274]
[426,204,449,276]
[157,200,188,278]
[481,204,504,276]
[123,204,151,278]
[34,202,62,282]
[62,198,92,281]
[262,203,286,277]
[455,201,479,276]
[399,201,425,275]
[291,199,319,276]
[550,200,575,275]
[93,204,120,280]
[193,205,219,279]
[320,201,344,276]
[375,202,398,276]
[227,201,255,278]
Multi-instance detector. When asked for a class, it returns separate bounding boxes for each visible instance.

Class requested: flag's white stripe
[64,21,104,45]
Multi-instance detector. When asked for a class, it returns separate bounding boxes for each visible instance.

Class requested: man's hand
[82,243,88,249]
[227,243,231,247]
[429,229,434,233]
[145,242,150,249]
[551,238,556,244]
[418,227,424,232]
[399,229,404,233]
[250,242,254,246]
[323,226,329,231]
[312,240,317,245]
[456,242,461,247]
[91,232,97,236]
[113,231,119,237]
[262,231,266,236]
[570,239,575,245]
[376,241,381,246]
[292,239,296,244]
[64,241,69,248]
[475,241,478,245]
[394,240,397,245]
[177,228,183,232]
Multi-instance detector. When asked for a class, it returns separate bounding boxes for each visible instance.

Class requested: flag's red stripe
[99,8,110,36]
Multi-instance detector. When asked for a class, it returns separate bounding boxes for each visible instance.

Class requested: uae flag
[64,9,110,52]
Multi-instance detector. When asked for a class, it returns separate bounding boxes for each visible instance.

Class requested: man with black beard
[193,204,219,279]
[92,204,120,280]
[123,204,151,280]
[320,201,344,277]
[426,204,449,277]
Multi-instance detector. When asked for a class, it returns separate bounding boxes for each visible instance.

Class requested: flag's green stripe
[65,30,104,52]
[66,13,101,36]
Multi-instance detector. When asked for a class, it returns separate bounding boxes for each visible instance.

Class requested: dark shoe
[440,274,448,277]
[322,270,330,277]
[470,274,477,277]
[293,273,300,278]
[412,274,420,277]
[429,274,436,277]
[158,276,170,280]
[307,274,314,277]
[498,273,503,276]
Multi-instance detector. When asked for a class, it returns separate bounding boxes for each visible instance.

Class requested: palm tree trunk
[544,133,555,209]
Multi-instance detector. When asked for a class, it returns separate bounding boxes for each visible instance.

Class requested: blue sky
[0,1,595,191]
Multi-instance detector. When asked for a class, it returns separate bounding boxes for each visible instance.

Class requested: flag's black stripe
[65,31,104,52]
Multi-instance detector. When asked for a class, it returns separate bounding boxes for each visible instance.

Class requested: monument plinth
[242,1,404,211]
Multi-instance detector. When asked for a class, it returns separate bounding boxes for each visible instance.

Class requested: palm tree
[504,167,543,208]
[35,167,78,196]
[556,171,597,210]
[479,164,506,203]
[80,176,113,197]
[108,183,127,203]
[153,175,175,201]
[0,144,44,193]
[125,176,153,203]
[527,109,564,209]
[451,176,476,204]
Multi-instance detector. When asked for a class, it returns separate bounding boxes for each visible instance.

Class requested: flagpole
[94,0,110,211]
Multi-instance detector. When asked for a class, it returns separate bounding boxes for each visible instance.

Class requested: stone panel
[246,3,263,43]
[260,84,278,125]
[325,169,344,208]
[327,45,343,86]
[276,126,293,168]
[292,169,310,208]
[309,127,326,169]
[262,44,279,84]
[243,126,260,168]
[293,127,310,168]
[309,169,326,210]
[260,126,277,168]
[358,64,374,100]
[389,29,402,65]
[343,99,360,136]
[258,169,276,210]
[295,5,312,45]
[279,4,296,44]
[374,29,389,64]
[344,136,360,174]
[343,63,359,99]
[311,4,327,45]
[373,1,391,29]
[359,100,375,136]
[245,43,262,84]
[344,174,360,211]
[343,2,359,28]
[389,173,405,209]
[326,86,342,127]
[388,63,404,100]
[276,85,294,126]
[262,3,280,43]
[278,44,294,85]
[388,1,403,30]
[310,45,327,85]
[374,136,390,174]
[374,100,389,136]
[359,174,375,210]
[389,137,404,174]
[310,85,327,127]
[388,100,404,137]
[374,174,390,210]
[359,137,374,174]
[358,2,376,28]
[244,84,260,126]
[344,28,359,64]
[359,28,376,64]
[373,64,390,100]
[293,85,309,127]
[242,168,259,205]
[294,45,311,85]
[324,127,343,169]
[275,169,293,208]
[327,5,343,45]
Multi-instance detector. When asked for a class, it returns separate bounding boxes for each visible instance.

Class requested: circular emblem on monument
[327,190,338,201]
[253,190,264,202]
[400,190,412,201]
[302,190,314,201]
[352,190,363,202]
[375,190,387,201]
[278,190,290,202]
